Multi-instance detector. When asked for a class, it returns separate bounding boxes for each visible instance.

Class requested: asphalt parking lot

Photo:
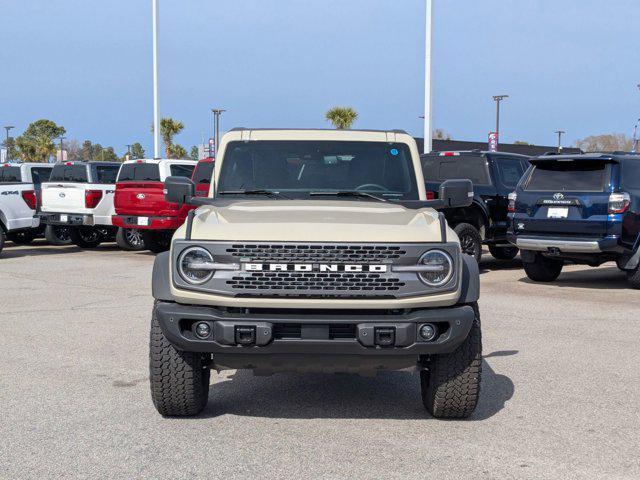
[1,241,639,479]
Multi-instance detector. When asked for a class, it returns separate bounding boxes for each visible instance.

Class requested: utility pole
[3,126,14,163]
[58,135,66,162]
[126,144,132,160]
[152,0,160,159]
[634,84,640,153]
[211,109,226,156]
[423,0,433,154]
[492,95,508,151]
[555,130,565,153]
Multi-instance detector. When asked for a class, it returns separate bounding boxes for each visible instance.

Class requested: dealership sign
[488,132,499,152]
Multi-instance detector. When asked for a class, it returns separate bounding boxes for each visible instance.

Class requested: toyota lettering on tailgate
[243,263,388,273]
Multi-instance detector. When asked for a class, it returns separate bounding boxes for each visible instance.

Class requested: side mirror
[164,176,195,205]
[439,179,473,208]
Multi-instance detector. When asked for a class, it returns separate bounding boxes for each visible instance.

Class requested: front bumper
[508,234,621,253]
[154,301,475,359]
[112,214,183,230]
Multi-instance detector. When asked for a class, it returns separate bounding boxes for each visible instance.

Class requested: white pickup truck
[40,161,122,248]
[0,162,54,253]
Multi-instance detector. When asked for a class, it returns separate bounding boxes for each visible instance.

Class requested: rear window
[49,164,89,183]
[0,166,21,182]
[31,167,52,184]
[525,161,609,192]
[94,165,120,184]
[494,157,527,188]
[422,156,490,185]
[170,164,195,178]
[117,163,161,182]
[193,162,214,184]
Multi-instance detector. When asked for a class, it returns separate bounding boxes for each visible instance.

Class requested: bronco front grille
[225,244,407,263]
[226,271,405,292]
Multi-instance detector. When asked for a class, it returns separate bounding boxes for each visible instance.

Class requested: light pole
[152,0,160,159]
[3,126,14,163]
[555,130,565,153]
[126,144,132,160]
[423,0,433,154]
[58,135,66,162]
[211,109,226,156]
[492,95,509,136]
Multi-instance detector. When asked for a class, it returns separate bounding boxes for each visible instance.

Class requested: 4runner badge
[553,193,565,200]
[243,263,388,273]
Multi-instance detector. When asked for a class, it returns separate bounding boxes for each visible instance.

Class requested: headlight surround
[177,246,214,285]
[417,249,454,287]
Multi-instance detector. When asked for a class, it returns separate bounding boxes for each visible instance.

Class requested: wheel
[45,225,72,245]
[488,245,519,261]
[7,230,36,245]
[522,252,563,282]
[149,304,210,416]
[454,223,482,263]
[142,231,171,254]
[116,228,146,251]
[0,231,5,255]
[627,267,640,289]
[421,303,482,419]
[69,226,102,249]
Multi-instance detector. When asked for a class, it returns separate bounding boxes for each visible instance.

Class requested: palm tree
[325,107,358,130]
[158,118,184,157]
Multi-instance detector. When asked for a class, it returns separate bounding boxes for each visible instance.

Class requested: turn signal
[85,190,103,209]
[608,192,630,214]
[21,190,37,210]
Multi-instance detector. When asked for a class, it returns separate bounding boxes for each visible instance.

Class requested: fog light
[195,322,211,339]
[419,323,437,342]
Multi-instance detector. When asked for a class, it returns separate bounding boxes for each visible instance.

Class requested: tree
[156,118,184,157]
[64,139,82,161]
[190,146,199,161]
[15,119,66,162]
[325,107,358,130]
[130,142,145,159]
[168,144,188,159]
[513,140,531,146]
[2,137,19,161]
[433,129,452,140]
[576,134,634,152]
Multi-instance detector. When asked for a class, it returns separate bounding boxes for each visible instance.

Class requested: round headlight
[178,246,214,284]
[418,250,453,287]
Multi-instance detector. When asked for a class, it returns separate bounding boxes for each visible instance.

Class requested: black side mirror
[439,179,473,208]
[164,176,195,205]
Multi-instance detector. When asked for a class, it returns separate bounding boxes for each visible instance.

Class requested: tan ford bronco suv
[150,128,481,419]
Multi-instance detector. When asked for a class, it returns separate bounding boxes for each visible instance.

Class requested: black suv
[421,151,530,262]
[508,153,640,288]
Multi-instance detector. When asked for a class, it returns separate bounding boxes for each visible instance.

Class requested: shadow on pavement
[197,353,515,421]
[518,266,630,290]
[1,240,152,258]
[479,255,523,274]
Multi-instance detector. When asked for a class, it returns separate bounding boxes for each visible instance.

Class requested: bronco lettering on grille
[243,263,388,273]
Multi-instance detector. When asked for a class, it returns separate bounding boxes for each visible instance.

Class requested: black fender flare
[152,251,175,301]
[459,254,480,303]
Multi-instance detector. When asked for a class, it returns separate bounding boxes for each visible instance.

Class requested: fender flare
[152,251,175,301]
[458,254,480,303]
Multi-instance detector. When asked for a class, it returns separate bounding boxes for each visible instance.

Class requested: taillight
[85,190,103,209]
[426,190,437,200]
[21,190,37,210]
[508,192,517,213]
[608,192,630,214]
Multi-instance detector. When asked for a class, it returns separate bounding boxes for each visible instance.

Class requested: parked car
[508,152,640,288]
[0,162,54,245]
[150,128,481,419]
[421,150,530,262]
[40,161,122,248]
[112,159,196,253]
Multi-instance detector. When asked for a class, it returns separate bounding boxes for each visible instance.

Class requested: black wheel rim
[460,234,477,256]
[79,228,99,242]
[126,229,144,248]
[54,226,71,242]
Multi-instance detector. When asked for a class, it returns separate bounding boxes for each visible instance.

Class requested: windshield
[0,166,21,182]
[525,161,609,192]
[216,141,419,200]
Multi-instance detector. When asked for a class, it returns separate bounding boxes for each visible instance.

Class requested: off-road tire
[488,245,519,261]
[7,230,36,245]
[45,225,72,245]
[454,223,482,263]
[421,303,482,419]
[116,227,145,251]
[522,252,563,282]
[0,231,5,255]
[149,306,210,416]
[69,226,102,249]
[627,267,640,290]
[142,231,171,254]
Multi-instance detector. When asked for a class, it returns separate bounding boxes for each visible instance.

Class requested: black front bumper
[155,301,475,360]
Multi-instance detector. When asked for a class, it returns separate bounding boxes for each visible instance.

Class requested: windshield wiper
[309,191,387,202]
[218,189,290,199]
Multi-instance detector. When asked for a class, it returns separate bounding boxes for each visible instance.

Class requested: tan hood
[176,200,455,243]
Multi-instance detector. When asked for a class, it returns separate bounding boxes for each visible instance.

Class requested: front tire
[0,231,5,255]
[149,306,210,416]
[142,231,171,254]
[69,226,102,249]
[488,245,519,261]
[7,230,36,245]
[627,267,640,290]
[45,225,72,245]
[421,303,482,419]
[522,252,563,282]
[116,228,146,251]
[454,223,482,263]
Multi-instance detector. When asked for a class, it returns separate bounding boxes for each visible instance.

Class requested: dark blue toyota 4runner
[508,153,640,288]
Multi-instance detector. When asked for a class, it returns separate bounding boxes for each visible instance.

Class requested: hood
[180,200,453,243]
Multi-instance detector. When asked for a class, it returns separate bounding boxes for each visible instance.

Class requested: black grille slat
[226,271,404,292]
[225,244,407,263]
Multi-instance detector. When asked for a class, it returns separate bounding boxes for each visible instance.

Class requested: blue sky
[2,0,639,154]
